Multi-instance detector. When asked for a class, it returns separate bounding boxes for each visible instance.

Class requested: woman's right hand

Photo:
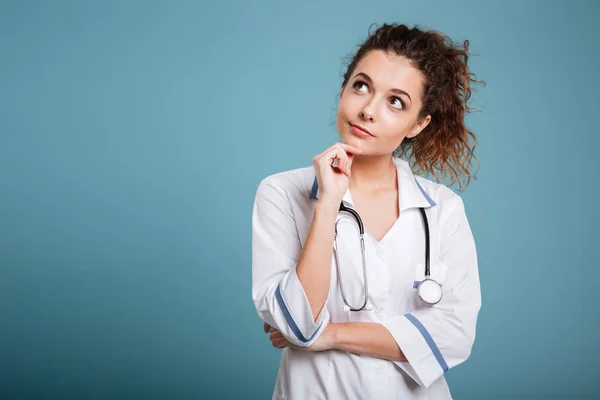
[312,142,363,205]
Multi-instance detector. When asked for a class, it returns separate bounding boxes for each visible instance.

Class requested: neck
[349,154,397,191]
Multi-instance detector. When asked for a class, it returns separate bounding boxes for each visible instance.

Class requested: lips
[350,123,373,136]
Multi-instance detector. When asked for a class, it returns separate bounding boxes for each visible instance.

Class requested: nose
[359,108,374,121]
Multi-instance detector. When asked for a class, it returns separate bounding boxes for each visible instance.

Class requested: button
[376,247,384,257]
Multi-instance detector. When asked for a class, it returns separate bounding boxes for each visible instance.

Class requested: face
[336,49,431,155]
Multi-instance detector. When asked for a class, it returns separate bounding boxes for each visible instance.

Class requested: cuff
[380,313,448,388]
[275,265,330,347]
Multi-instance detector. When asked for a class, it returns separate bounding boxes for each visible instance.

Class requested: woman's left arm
[268,321,406,361]
[329,322,407,361]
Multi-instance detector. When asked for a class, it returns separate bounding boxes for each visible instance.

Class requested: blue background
[1,0,598,398]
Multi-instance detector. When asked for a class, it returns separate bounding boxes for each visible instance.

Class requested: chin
[342,138,367,155]
[341,132,359,144]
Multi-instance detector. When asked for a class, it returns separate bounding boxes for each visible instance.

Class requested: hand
[264,322,336,352]
[312,142,363,205]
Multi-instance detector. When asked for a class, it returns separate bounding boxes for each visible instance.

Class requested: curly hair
[340,23,486,192]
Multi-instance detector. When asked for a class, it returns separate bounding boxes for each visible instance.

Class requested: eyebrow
[353,72,412,104]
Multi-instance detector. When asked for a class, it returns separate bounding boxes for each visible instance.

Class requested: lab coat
[252,155,481,399]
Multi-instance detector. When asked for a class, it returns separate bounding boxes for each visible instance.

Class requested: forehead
[352,50,424,98]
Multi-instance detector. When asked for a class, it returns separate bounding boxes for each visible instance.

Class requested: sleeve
[251,177,330,347]
[380,195,482,388]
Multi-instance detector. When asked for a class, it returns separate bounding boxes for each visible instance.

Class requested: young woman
[252,23,484,399]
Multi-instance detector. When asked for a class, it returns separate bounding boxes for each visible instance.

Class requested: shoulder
[254,164,316,207]
[414,175,467,223]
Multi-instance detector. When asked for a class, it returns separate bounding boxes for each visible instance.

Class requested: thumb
[263,322,270,333]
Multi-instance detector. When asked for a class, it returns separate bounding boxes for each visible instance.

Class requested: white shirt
[252,155,481,400]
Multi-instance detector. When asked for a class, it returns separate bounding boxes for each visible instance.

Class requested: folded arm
[252,177,339,347]
[331,322,407,361]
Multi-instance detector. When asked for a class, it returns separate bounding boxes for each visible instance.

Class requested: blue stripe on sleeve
[404,313,449,373]
[310,176,319,199]
[275,283,323,343]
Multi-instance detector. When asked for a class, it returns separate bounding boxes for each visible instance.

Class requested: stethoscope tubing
[334,201,441,311]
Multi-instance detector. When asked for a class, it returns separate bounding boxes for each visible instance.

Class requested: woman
[252,23,484,399]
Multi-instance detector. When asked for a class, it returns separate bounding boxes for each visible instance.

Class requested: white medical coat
[252,155,481,399]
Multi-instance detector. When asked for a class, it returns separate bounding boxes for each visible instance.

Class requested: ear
[407,115,431,138]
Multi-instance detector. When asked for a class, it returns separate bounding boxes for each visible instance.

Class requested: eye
[352,80,368,93]
[390,97,405,110]
[352,80,404,110]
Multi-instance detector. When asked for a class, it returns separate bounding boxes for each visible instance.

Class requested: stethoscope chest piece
[417,278,443,305]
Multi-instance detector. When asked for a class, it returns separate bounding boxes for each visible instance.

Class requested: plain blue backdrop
[1,0,598,398]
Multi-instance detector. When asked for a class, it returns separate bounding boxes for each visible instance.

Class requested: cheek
[336,98,348,117]
[335,99,353,127]
[335,107,344,129]
[380,121,411,144]
[338,92,362,114]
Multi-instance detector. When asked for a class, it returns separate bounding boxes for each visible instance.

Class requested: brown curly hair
[340,23,486,192]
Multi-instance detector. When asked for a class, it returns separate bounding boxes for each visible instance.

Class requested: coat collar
[309,156,436,212]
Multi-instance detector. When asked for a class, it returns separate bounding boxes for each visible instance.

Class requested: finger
[339,156,351,176]
[315,141,362,162]
[336,144,359,176]
[264,322,270,333]
[272,339,289,349]
[270,331,283,340]
[323,147,350,172]
[345,153,355,175]
[335,142,363,155]
[316,142,348,159]
[314,144,355,177]
[313,144,338,162]
[333,142,362,165]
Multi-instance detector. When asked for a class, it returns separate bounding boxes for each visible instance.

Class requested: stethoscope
[333,201,443,311]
